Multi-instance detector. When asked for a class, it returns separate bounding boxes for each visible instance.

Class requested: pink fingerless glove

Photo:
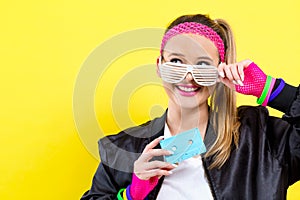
[129,173,158,200]
[235,62,267,97]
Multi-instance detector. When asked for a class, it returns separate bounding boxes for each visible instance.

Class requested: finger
[155,169,173,176]
[161,163,178,170]
[134,161,176,179]
[230,64,244,86]
[145,160,176,171]
[143,136,164,153]
[134,168,160,180]
[237,62,245,82]
[223,64,234,81]
[219,77,235,90]
[139,148,173,162]
[217,62,226,78]
[241,59,253,69]
[141,168,173,179]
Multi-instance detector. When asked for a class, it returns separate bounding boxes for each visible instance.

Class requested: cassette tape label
[159,128,206,163]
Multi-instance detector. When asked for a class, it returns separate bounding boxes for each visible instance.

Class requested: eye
[170,58,183,64]
[196,61,210,66]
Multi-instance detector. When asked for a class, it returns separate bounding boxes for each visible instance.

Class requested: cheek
[162,82,174,95]
[163,82,182,102]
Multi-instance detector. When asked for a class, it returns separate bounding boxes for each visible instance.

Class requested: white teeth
[178,86,198,92]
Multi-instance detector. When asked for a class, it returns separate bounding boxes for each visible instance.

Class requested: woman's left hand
[217,59,252,89]
[217,59,268,98]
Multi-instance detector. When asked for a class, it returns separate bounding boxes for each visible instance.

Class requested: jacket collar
[150,109,217,150]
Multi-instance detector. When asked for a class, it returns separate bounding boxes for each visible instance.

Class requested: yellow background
[1,0,299,199]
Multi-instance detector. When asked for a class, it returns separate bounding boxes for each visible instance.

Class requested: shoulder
[238,105,268,118]
[237,105,289,126]
[237,105,269,125]
[237,105,290,130]
[100,120,152,149]
[99,113,165,151]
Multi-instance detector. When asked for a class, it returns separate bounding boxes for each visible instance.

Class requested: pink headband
[160,22,225,62]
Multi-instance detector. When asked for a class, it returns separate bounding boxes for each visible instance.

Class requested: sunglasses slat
[159,62,219,86]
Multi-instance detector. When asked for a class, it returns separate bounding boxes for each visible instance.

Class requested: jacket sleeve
[268,82,300,185]
[80,163,120,200]
[80,136,133,200]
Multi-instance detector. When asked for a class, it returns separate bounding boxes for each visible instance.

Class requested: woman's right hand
[134,136,176,180]
[129,136,176,200]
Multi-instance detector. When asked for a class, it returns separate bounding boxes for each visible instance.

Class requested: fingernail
[168,151,174,154]
[232,80,238,85]
[237,80,244,86]
[172,164,178,167]
[219,71,225,78]
[158,136,164,140]
[168,171,173,175]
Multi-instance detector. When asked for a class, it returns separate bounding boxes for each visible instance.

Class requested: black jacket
[81,83,300,200]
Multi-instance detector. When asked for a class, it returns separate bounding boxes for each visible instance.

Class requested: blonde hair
[166,14,240,169]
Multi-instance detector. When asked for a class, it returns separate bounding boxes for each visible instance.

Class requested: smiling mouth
[177,85,202,92]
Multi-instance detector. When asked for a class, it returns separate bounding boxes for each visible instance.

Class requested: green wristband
[117,188,125,200]
[257,75,272,105]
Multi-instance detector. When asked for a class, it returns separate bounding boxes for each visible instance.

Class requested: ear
[156,56,161,78]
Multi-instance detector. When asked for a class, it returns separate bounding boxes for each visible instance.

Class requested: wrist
[235,62,267,97]
[130,173,158,200]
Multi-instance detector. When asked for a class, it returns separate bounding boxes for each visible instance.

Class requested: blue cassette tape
[159,128,206,164]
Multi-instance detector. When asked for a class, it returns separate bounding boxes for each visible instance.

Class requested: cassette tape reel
[159,128,206,164]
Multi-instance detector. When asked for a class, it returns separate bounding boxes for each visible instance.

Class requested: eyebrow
[168,52,185,57]
[167,52,214,62]
[196,56,214,62]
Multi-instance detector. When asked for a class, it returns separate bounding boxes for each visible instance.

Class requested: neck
[166,102,209,138]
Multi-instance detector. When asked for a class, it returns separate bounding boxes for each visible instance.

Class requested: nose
[185,72,194,81]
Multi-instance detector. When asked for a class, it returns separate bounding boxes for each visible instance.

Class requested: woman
[81,14,300,200]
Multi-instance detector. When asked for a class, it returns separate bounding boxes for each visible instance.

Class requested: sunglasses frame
[158,57,219,86]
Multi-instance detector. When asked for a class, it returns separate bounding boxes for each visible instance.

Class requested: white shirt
[156,123,214,200]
